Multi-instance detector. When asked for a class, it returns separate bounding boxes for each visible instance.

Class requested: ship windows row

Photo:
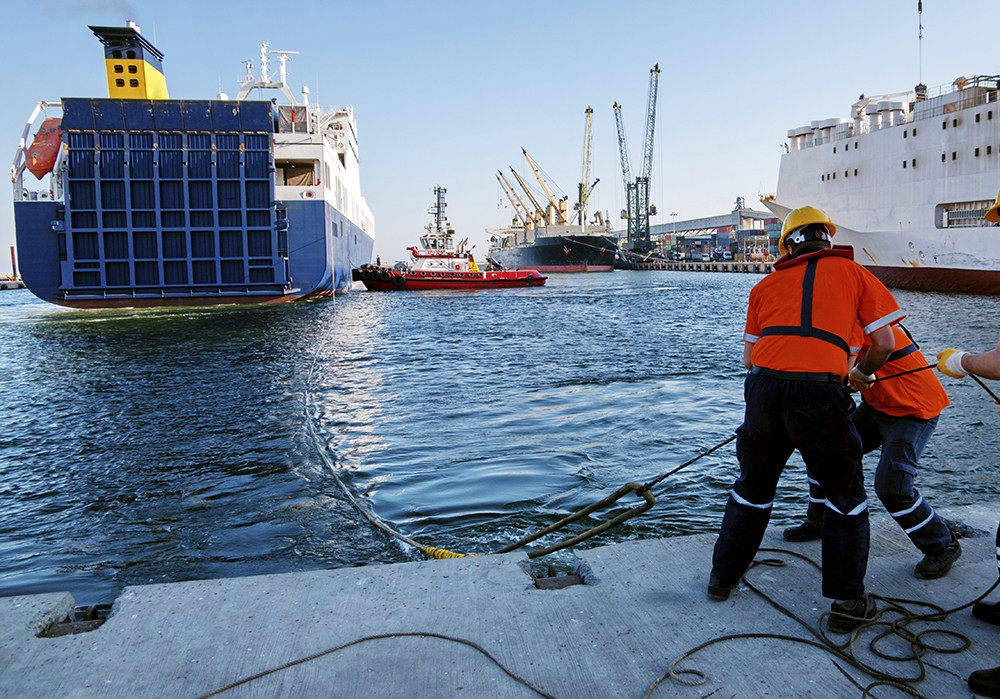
[820,169,860,181]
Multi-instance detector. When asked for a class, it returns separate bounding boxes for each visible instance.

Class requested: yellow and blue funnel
[90,22,168,100]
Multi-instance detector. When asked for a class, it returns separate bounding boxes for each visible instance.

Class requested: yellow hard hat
[986,189,1000,223]
[778,205,838,255]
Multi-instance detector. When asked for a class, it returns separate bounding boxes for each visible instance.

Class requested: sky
[2,0,998,274]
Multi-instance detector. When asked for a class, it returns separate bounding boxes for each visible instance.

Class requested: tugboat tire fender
[392,275,405,288]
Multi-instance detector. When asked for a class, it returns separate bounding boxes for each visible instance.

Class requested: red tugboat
[354,186,546,291]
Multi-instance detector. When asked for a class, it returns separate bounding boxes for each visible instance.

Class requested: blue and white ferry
[11,21,374,308]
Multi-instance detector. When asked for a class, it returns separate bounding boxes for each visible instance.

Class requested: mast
[577,106,599,226]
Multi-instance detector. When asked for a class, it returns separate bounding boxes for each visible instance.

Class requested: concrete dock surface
[2,503,998,698]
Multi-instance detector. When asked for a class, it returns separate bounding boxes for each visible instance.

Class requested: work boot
[968,666,1000,698]
[826,594,877,634]
[707,575,737,602]
[783,521,822,542]
[972,600,1000,626]
[914,538,961,579]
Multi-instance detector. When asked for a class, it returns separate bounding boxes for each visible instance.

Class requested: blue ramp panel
[58,98,288,301]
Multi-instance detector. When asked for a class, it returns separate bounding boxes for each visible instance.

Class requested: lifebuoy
[392,275,405,288]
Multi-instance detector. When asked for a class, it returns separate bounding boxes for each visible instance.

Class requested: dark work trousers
[799,402,952,555]
[711,372,870,600]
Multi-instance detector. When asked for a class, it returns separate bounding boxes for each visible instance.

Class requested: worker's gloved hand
[936,349,970,378]
[847,366,876,391]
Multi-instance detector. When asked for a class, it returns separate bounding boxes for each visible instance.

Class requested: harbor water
[1,273,998,607]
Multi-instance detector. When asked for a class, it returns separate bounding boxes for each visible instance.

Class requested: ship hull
[488,232,617,272]
[14,197,373,309]
[353,265,545,291]
[768,77,1000,295]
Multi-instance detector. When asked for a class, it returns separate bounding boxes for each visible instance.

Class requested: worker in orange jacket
[783,323,960,579]
[936,190,1000,699]
[709,205,901,634]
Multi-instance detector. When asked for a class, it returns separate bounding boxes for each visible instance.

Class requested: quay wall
[631,260,774,274]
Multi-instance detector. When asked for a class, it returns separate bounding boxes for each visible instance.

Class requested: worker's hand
[847,366,876,391]
[936,349,970,378]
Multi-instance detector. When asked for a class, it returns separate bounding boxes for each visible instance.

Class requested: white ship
[762,75,1000,294]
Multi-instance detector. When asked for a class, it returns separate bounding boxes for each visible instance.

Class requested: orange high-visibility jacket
[745,247,903,377]
[857,324,950,420]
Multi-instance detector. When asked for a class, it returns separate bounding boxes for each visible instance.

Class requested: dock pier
[2,503,997,697]
[630,259,773,274]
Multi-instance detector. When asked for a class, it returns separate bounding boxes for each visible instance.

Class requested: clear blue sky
[2,0,996,274]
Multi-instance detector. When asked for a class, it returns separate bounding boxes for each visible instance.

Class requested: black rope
[970,373,1000,404]
[876,363,935,382]
[648,547,1000,698]
[197,631,557,698]
[642,432,738,493]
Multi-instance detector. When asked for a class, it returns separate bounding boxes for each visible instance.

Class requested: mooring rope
[303,309,471,558]
[197,631,557,698]
[647,547,1000,698]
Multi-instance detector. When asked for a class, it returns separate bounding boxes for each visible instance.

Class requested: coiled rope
[646,547,1000,698]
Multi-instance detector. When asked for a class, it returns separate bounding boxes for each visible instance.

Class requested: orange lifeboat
[26,118,62,179]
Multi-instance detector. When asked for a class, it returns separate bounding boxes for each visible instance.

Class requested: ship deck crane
[509,167,546,227]
[614,64,661,254]
[496,171,530,228]
[522,148,570,225]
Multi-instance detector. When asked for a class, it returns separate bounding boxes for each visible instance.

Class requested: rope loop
[497,482,655,558]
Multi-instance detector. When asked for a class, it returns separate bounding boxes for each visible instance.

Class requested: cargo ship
[486,221,618,273]
[11,22,374,308]
[488,143,617,273]
[761,75,1000,295]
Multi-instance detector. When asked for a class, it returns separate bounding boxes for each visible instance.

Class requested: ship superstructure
[762,75,1000,294]
[10,22,374,308]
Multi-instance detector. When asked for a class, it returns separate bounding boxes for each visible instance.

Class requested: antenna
[917,1,923,85]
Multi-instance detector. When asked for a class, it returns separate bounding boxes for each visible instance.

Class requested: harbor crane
[613,64,661,254]
[576,106,600,226]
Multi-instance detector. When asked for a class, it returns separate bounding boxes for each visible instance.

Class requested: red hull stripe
[866,266,1000,296]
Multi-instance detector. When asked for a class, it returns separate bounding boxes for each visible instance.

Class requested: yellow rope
[423,546,474,559]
